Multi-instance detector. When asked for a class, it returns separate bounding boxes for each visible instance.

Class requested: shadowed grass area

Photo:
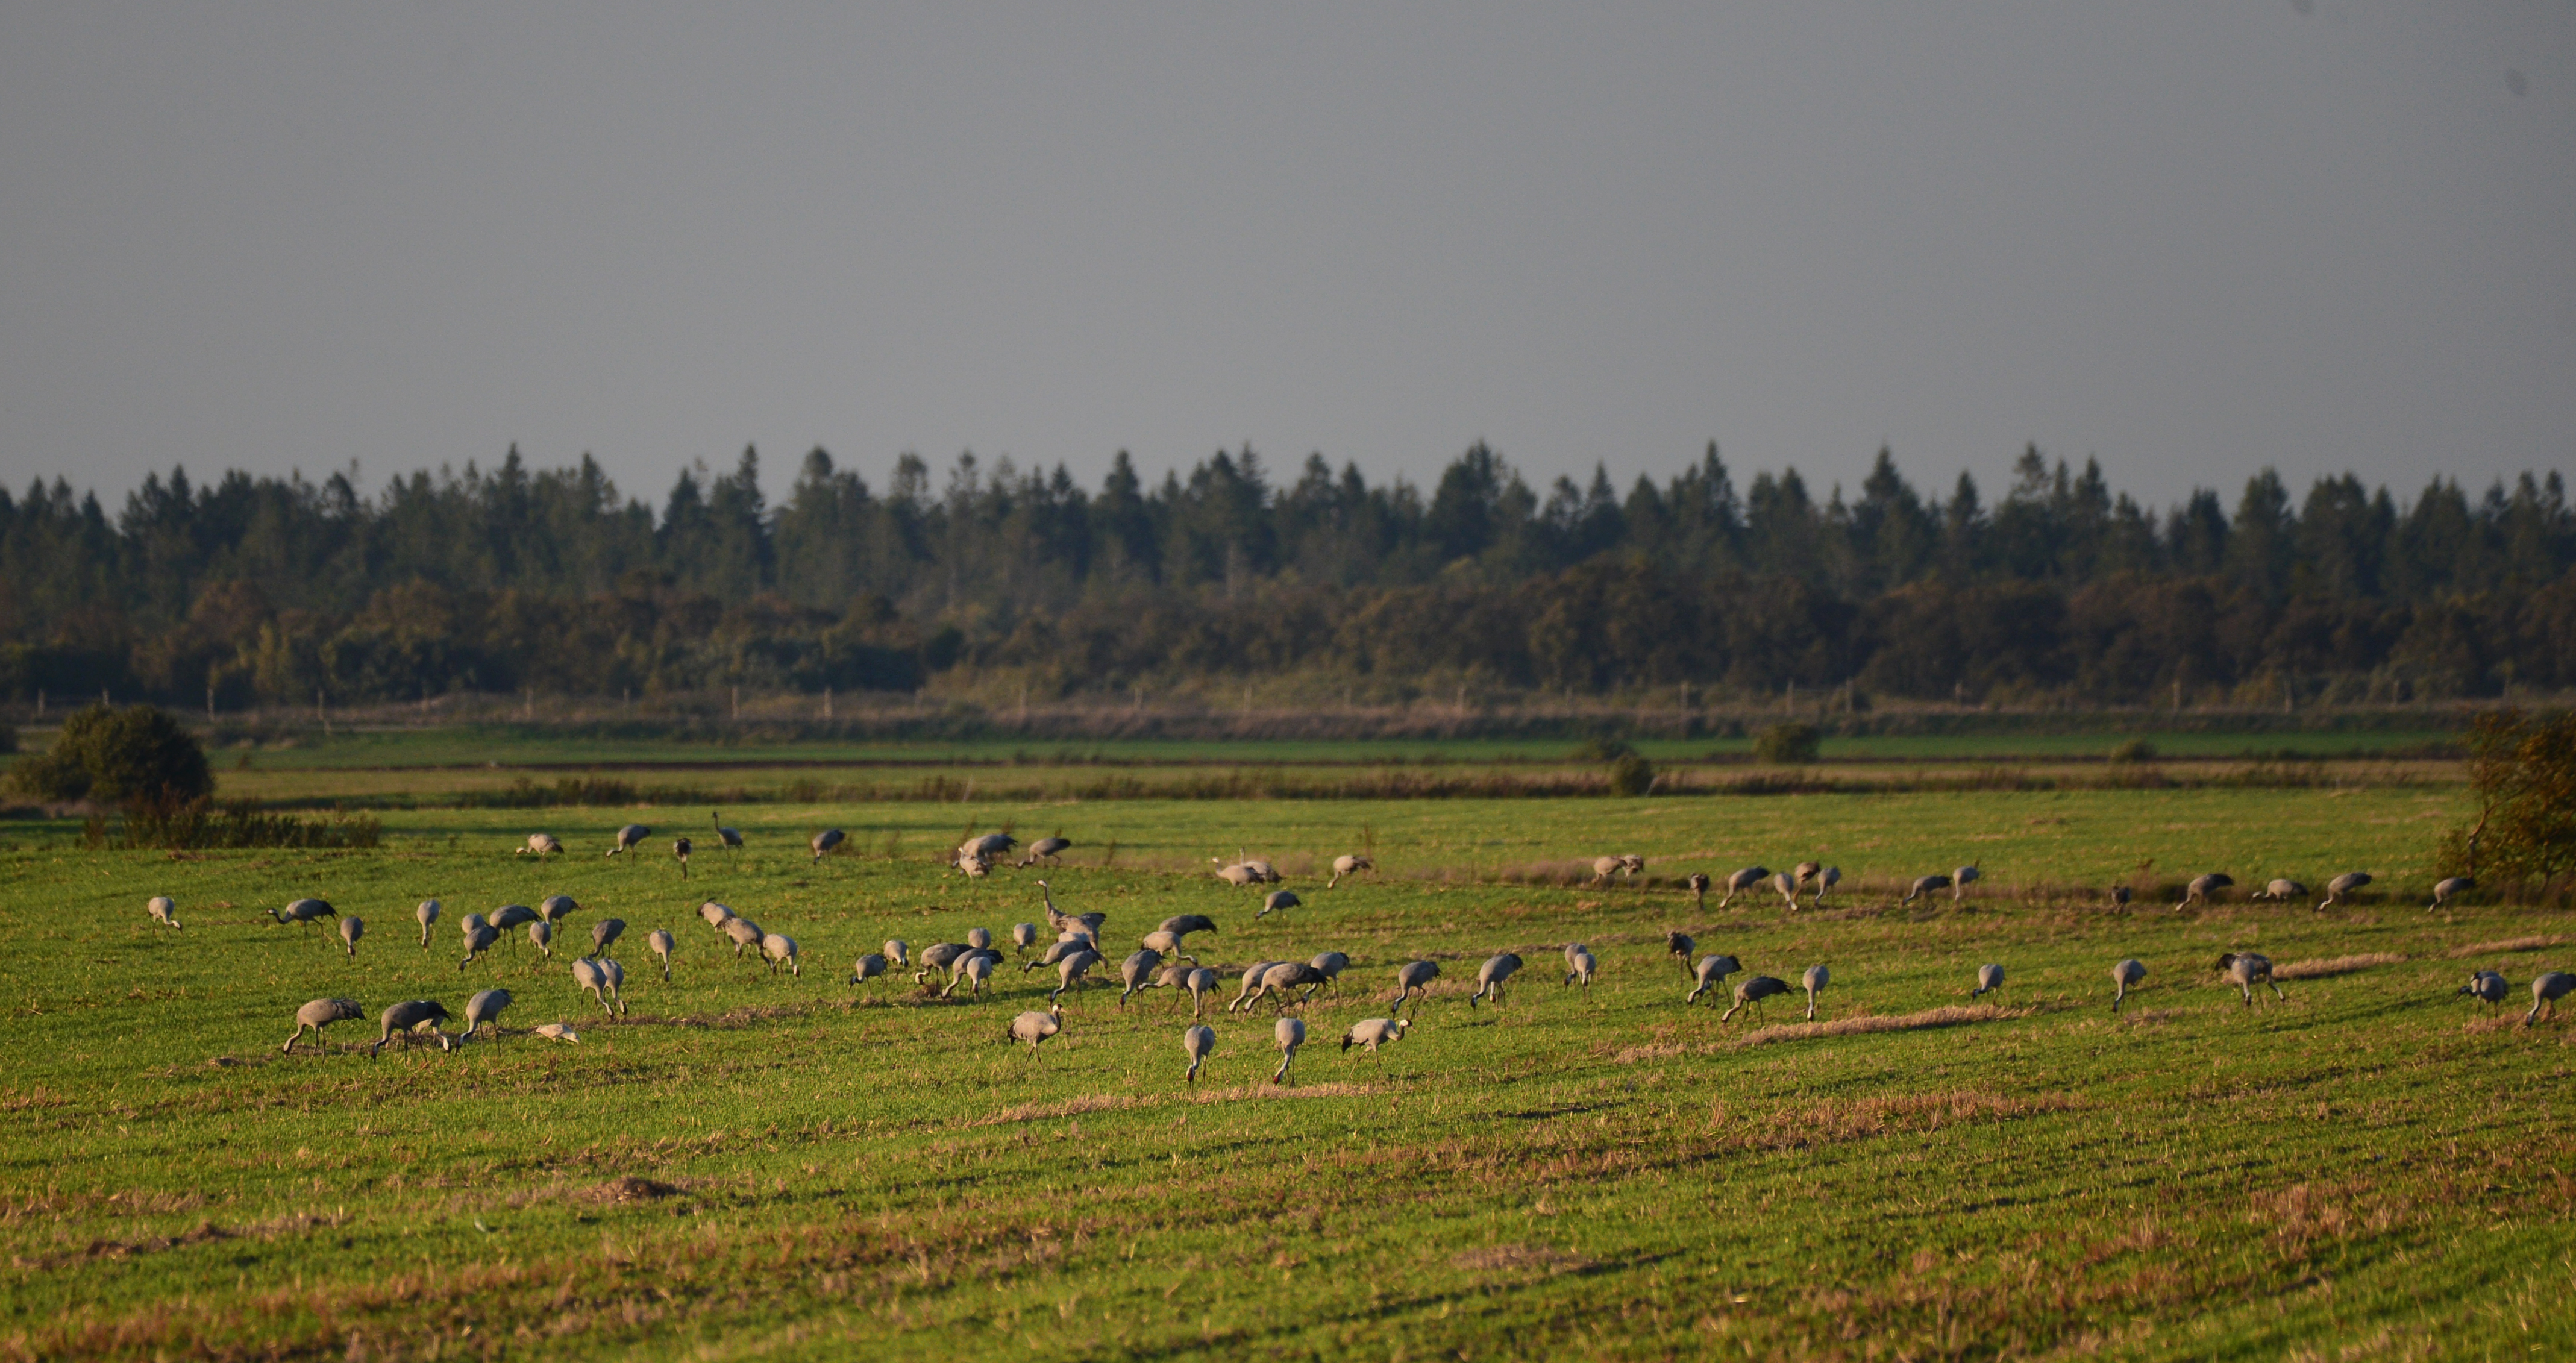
[1,791,2571,1359]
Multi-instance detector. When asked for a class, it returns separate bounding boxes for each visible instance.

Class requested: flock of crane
[148,820,2574,1074]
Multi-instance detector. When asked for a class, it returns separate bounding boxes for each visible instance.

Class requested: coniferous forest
[4,441,2573,711]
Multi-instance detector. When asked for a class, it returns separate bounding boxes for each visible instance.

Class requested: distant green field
[118,724,2460,772]
[8,790,2571,1359]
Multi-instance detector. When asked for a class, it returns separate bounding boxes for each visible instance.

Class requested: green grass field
[6,789,2572,1360]
[140,724,2460,772]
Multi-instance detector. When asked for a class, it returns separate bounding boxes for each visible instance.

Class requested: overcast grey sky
[1,3,2569,515]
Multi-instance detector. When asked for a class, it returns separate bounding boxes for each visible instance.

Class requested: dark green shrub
[1754,723,1822,765]
[1608,751,1656,797]
[7,704,212,807]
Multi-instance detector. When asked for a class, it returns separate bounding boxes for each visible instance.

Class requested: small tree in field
[2439,709,2576,888]
[7,704,213,810]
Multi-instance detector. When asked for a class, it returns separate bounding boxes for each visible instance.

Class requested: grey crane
[1717,867,1769,909]
[882,938,911,972]
[2458,970,2509,1011]
[592,918,625,959]
[648,929,675,980]
[1235,961,1329,1012]
[964,832,1019,863]
[2181,873,2234,909]
[1166,965,1221,1017]
[1971,963,2006,998]
[1017,836,1073,868]
[1802,964,1831,1020]
[268,898,337,932]
[1256,889,1302,920]
[1793,860,1824,894]
[945,949,1000,1000]
[1951,865,1981,904]
[1050,948,1103,1003]
[1592,855,1635,888]
[1666,931,1697,976]
[2257,879,2308,903]
[1006,1002,1064,1051]
[1772,871,1800,913]
[1011,922,1041,957]
[1391,960,1441,1012]
[1182,1024,1217,1082]
[709,812,743,853]
[1468,953,1524,1008]
[459,918,498,970]
[540,894,580,926]
[965,926,994,952]
[1719,975,1790,1024]
[722,916,765,960]
[2110,958,2148,1012]
[1341,1017,1410,1058]
[146,895,180,930]
[848,953,889,995]
[519,832,563,857]
[369,1000,453,1056]
[339,915,364,959]
[1227,960,1288,1012]
[2110,885,2133,910]
[1686,954,1741,1006]
[1308,951,1351,995]
[528,919,554,959]
[491,904,539,939]
[954,850,992,878]
[673,836,692,878]
[915,941,973,983]
[532,1022,580,1044]
[2429,876,2476,910]
[1814,866,1842,905]
[1157,913,1218,946]
[1239,855,1282,882]
[461,988,512,1043]
[1684,873,1711,912]
[1214,861,1262,888]
[700,900,736,933]
[572,956,627,1016]
[283,998,364,1054]
[2318,872,2372,910]
[415,899,439,949]
[1901,875,1950,906]
[1272,1017,1306,1085]
[607,824,651,857]
[2528,972,2574,1026]
[1328,853,1374,888]
[1564,946,1599,990]
[1140,929,1194,962]
[1020,938,1093,975]
[810,828,846,864]
[1118,948,1165,1006]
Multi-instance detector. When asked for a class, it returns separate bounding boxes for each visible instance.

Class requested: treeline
[2,442,2572,706]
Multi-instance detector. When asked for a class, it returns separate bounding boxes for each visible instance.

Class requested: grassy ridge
[4,794,2571,1360]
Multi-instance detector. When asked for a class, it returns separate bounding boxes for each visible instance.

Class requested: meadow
[4,772,2573,1359]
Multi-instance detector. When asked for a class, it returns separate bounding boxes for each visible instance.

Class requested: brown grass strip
[2447,935,2567,959]
[2274,953,2407,980]
[1729,1004,2028,1048]
[1191,1082,1379,1103]
[970,1094,1145,1126]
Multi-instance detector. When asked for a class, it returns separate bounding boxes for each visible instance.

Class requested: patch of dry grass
[1189,1082,1379,1103]
[972,1094,1145,1126]
[2446,935,2567,959]
[2273,953,2408,980]
[1451,1242,1594,1274]
[1729,1004,2027,1048]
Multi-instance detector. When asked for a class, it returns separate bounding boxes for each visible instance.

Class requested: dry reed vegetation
[2272,953,2410,980]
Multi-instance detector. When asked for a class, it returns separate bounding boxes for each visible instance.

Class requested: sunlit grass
[2,789,2569,1359]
